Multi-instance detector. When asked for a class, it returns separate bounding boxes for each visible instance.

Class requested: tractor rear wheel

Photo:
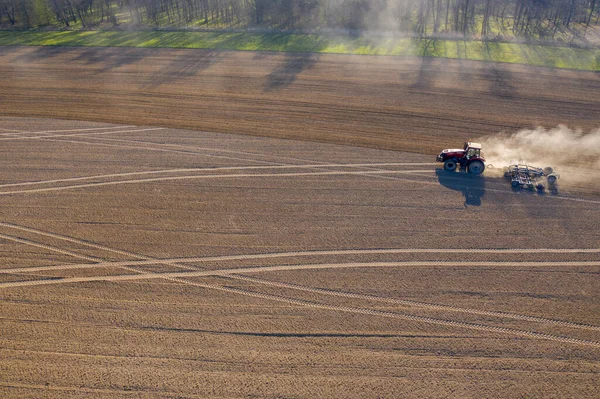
[468,160,485,174]
[444,159,458,171]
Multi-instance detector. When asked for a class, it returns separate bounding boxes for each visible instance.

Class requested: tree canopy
[1,0,598,42]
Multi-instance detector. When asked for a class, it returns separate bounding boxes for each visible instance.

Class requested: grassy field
[1,30,599,71]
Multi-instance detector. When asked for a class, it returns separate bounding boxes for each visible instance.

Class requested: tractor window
[466,148,480,158]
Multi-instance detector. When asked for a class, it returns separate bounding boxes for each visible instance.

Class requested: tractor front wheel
[444,159,458,171]
[468,160,485,174]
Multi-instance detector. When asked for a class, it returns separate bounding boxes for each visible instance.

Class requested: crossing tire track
[0,162,437,190]
[3,261,600,288]
[0,230,155,277]
[0,232,100,263]
[0,127,164,141]
[227,274,600,332]
[166,277,600,348]
[0,169,437,196]
[80,133,441,168]
[2,248,599,275]
[5,223,597,334]
[1,223,599,347]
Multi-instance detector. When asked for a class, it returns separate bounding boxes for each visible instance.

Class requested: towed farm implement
[503,164,559,192]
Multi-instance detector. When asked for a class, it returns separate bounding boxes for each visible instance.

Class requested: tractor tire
[547,174,558,185]
[467,160,485,174]
[444,159,458,172]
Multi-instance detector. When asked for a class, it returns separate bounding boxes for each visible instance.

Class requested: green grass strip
[0,30,598,71]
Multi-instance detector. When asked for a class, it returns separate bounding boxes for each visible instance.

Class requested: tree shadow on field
[483,41,516,98]
[71,47,150,71]
[10,45,78,63]
[0,45,26,57]
[411,53,434,89]
[9,46,150,72]
[264,52,318,91]
[487,64,516,98]
[143,49,226,89]
[436,168,486,207]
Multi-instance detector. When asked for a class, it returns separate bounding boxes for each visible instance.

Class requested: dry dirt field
[0,46,599,398]
[1,46,600,154]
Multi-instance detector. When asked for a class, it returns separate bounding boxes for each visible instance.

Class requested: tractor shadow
[436,169,486,207]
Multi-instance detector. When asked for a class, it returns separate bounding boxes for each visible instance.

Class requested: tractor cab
[464,142,482,160]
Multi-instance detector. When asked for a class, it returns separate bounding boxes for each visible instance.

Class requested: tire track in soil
[22,120,591,205]
[3,260,600,288]
[11,124,600,204]
[167,277,600,348]
[68,131,461,187]
[0,381,176,396]
[2,118,596,340]
[0,163,437,190]
[3,247,599,275]
[3,125,135,135]
[2,222,599,346]
[0,232,99,263]
[228,275,600,332]
[0,127,163,141]
[0,230,166,277]
[42,137,283,165]
[0,169,436,196]
[6,121,439,194]
[78,134,438,169]
[4,260,600,291]
[33,121,447,185]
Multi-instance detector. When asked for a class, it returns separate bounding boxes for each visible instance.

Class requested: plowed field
[1,45,599,154]
[0,46,599,398]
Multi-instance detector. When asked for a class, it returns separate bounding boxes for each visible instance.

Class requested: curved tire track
[2,247,598,275]
[0,232,100,263]
[3,260,600,288]
[4,222,598,333]
[228,274,600,332]
[0,169,436,196]
[0,163,437,190]
[167,277,600,348]
[0,127,163,141]
[1,222,599,347]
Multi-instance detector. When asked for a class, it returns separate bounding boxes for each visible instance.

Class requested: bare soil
[1,46,599,154]
[0,46,599,398]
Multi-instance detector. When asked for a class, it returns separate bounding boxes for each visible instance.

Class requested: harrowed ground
[1,45,599,153]
[0,46,599,398]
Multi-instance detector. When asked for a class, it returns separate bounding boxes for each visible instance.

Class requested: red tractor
[436,141,486,174]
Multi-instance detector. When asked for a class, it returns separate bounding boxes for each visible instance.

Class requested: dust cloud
[479,125,600,185]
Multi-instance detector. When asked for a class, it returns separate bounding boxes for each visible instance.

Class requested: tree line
[1,0,598,39]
